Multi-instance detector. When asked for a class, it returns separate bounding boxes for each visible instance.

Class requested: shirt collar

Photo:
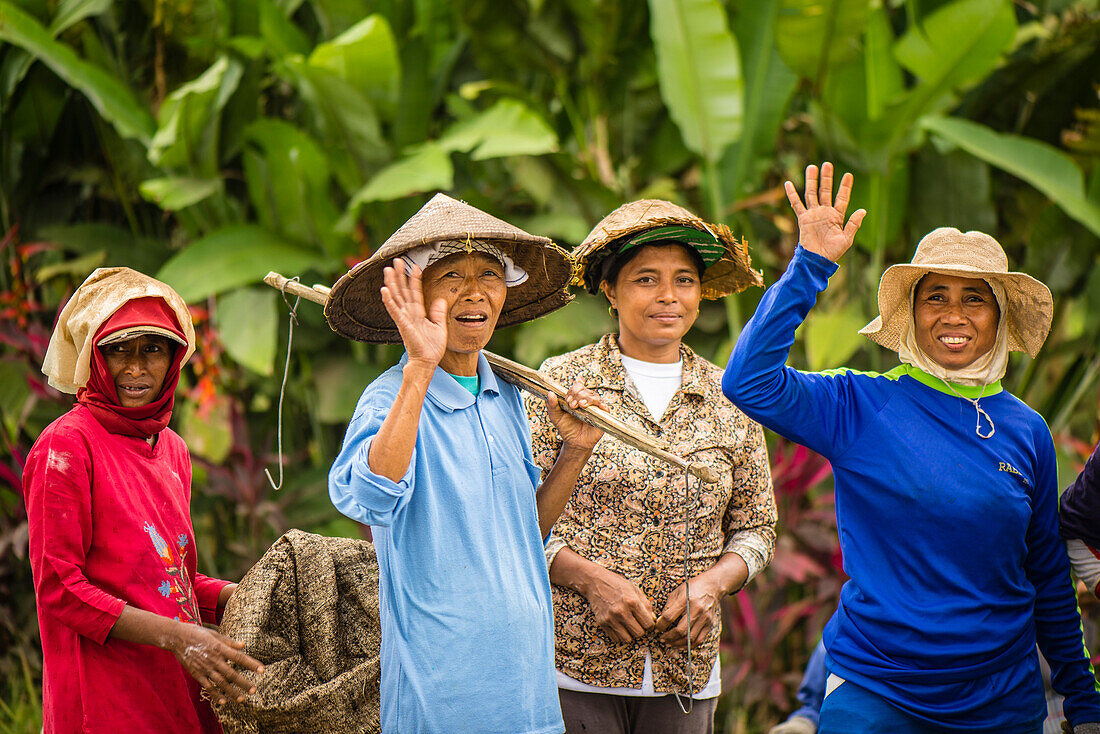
[400,351,501,413]
[591,334,707,398]
[900,363,1003,399]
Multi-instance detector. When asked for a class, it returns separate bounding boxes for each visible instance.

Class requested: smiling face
[100,334,175,407]
[420,251,508,375]
[602,244,703,363]
[913,273,1001,370]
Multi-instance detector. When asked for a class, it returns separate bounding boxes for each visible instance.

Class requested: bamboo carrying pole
[264,271,720,484]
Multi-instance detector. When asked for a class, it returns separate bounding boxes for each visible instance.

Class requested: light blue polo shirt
[329,352,563,734]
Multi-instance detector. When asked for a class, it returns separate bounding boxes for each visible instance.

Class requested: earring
[608,305,617,318]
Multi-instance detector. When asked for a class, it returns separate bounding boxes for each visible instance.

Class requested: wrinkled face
[100,334,175,407]
[603,244,702,360]
[421,252,507,362]
[913,273,1000,370]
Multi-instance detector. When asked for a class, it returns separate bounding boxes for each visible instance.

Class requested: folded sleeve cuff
[85,596,128,645]
[330,437,416,527]
[723,529,774,586]
[194,574,231,625]
[544,533,568,569]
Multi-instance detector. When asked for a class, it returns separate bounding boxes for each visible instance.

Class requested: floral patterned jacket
[527,334,776,693]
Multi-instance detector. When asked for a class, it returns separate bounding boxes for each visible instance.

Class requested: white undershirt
[557,652,721,699]
[619,354,682,422]
[557,353,721,699]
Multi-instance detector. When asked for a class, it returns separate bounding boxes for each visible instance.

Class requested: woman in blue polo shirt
[722,163,1100,733]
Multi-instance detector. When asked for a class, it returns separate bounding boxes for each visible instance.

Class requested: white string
[943,381,995,439]
[264,279,301,490]
[673,464,695,714]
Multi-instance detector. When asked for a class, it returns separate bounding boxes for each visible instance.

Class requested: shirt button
[488,436,495,443]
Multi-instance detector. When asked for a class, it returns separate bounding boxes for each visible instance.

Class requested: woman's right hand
[167,623,264,705]
[581,565,656,644]
[380,258,448,370]
[784,161,866,263]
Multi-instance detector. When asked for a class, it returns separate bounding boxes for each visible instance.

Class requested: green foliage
[0,1,155,144]
[647,0,744,162]
[2,0,1099,730]
[922,116,1100,236]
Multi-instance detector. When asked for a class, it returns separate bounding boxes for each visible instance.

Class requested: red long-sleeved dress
[23,403,229,733]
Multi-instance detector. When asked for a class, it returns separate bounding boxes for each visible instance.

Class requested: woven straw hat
[326,193,573,343]
[572,199,763,299]
[859,227,1053,357]
[214,530,380,733]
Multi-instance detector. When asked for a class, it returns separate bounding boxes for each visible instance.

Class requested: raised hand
[784,162,866,263]
[380,258,448,369]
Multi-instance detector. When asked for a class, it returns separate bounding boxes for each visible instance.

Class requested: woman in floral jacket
[527,200,776,734]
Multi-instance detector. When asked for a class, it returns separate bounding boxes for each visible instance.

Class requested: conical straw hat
[326,194,573,343]
[858,227,1053,357]
[572,199,763,299]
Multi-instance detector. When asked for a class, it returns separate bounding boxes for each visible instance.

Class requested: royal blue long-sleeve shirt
[329,352,563,734]
[722,246,1100,728]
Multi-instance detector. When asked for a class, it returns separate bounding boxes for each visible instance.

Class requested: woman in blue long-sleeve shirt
[722,163,1100,733]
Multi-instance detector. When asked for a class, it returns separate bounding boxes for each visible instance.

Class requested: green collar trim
[899,364,1002,398]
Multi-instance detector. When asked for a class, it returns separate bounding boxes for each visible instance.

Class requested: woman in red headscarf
[23,267,263,733]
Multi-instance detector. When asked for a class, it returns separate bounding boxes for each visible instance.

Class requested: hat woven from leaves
[573,199,763,299]
[859,227,1053,358]
[326,193,573,343]
[214,530,381,734]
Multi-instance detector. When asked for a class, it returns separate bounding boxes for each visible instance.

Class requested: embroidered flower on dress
[144,522,202,624]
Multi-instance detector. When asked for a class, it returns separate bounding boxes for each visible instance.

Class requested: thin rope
[943,381,994,439]
[264,279,301,490]
[673,463,695,714]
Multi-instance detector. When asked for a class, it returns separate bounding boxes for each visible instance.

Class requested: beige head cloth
[42,267,196,394]
[859,227,1053,358]
[325,193,573,343]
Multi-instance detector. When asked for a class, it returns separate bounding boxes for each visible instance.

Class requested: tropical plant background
[1,0,1098,730]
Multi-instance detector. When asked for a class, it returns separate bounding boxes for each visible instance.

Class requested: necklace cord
[673,463,695,714]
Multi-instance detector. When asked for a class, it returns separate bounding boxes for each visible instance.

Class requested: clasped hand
[584,566,727,648]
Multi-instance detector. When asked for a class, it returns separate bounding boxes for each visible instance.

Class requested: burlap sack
[214,529,381,733]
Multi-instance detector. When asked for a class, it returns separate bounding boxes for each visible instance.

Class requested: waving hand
[784,162,867,263]
[380,259,448,369]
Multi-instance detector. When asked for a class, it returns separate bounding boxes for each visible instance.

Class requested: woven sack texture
[214,529,381,733]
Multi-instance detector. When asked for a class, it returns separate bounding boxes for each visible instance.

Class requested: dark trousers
[559,688,717,734]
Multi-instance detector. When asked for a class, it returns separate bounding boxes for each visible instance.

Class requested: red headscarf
[76,297,188,438]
